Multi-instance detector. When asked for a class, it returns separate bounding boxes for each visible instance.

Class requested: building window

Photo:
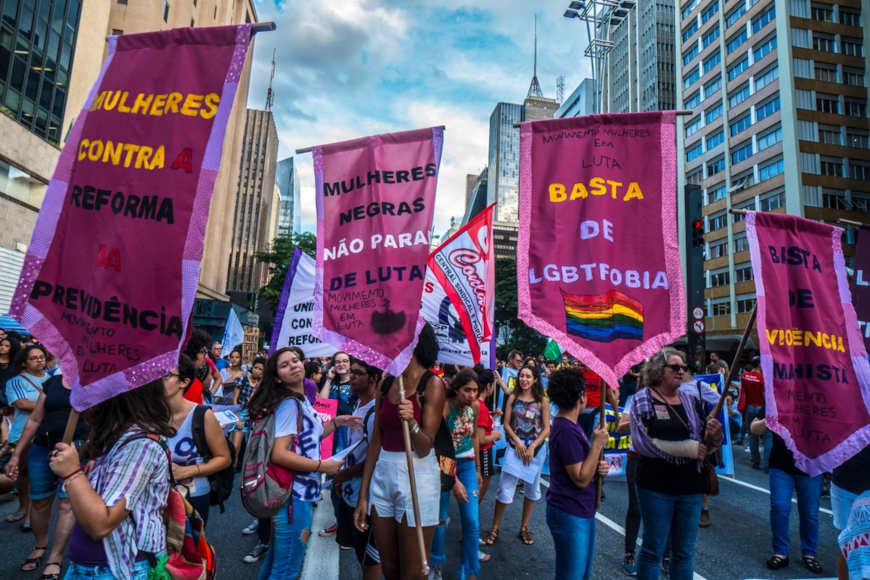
[737,297,756,313]
[754,64,778,91]
[684,67,701,89]
[846,129,869,149]
[759,156,784,180]
[702,26,720,48]
[757,125,782,150]
[163,0,170,22]
[704,51,721,74]
[701,0,718,23]
[726,3,747,27]
[842,37,863,57]
[813,32,836,52]
[822,188,847,209]
[810,3,833,20]
[731,141,753,164]
[814,62,838,83]
[852,193,870,213]
[727,29,748,53]
[710,240,729,259]
[708,156,726,175]
[735,264,754,282]
[850,161,870,181]
[845,98,867,117]
[712,299,731,316]
[684,44,700,66]
[819,124,842,145]
[839,7,861,26]
[709,182,726,201]
[704,75,722,98]
[706,128,724,149]
[682,0,700,19]
[730,113,751,136]
[688,169,704,185]
[756,95,780,120]
[759,189,784,211]
[751,5,775,33]
[687,141,704,161]
[686,116,702,137]
[685,90,702,109]
[729,83,750,107]
[820,157,843,176]
[816,93,839,114]
[728,56,749,81]
[117,0,128,4]
[682,20,699,42]
[753,35,777,61]
[705,103,722,123]
[709,211,727,231]
[844,67,865,86]
[709,268,730,287]
[112,28,124,35]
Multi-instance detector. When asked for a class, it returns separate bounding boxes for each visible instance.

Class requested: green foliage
[256,232,317,309]
[494,257,547,357]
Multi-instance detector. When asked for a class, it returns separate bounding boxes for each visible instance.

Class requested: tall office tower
[227,108,279,298]
[487,102,523,223]
[276,157,302,237]
[554,78,595,118]
[676,0,869,348]
[462,167,488,226]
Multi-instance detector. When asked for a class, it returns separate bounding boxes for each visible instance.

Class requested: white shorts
[832,483,858,530]
[497,470,543,503]
[369,450,440,528]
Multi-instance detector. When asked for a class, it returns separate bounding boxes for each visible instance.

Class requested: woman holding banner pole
[629,348,722,580]
[354,324,444,580]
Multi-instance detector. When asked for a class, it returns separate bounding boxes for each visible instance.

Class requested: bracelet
[410,422,421,435]
[61,466,84,481]
[62,471,84,492]
[315,459,322,473]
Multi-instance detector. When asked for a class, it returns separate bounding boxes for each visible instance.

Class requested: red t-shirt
[740,371,764,409]
[183,377,205,404]
[583,369,602,408]
[477,398,494,450]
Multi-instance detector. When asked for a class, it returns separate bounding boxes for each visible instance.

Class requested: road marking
[300,500,340,580]
[540,479,709,580]
[719,476,834,516]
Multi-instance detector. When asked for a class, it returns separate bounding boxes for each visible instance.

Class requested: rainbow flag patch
[562,289,644,342]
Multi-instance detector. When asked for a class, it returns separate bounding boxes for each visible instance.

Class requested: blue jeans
[64,559,149,579]
[637,487,703,580]
[258,496,314,580]
[769,467,822,556]
[430,458,480,579]
[546,503,595,580]
[745,405,772,467]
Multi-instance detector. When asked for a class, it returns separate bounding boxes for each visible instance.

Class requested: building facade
[275,156,302,237]
[676,0,869,345]
[462,167,488,225]
[554,78,595,117]
[227,108,279,299]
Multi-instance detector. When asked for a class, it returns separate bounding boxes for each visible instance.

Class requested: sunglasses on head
[665,364,689,372]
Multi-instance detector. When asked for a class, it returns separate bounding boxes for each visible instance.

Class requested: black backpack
[191,405,237,513]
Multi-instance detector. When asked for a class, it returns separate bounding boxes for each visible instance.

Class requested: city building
[554,78,595,117]
[226,108,279,303]
[493,221,519,261]
[276,156,302,237]
[462,167,488,225]
[676,0,869,348]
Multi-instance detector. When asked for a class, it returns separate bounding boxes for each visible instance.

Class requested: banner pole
[62,410,80,444]
[595,380,606,510]
[712,304,757,419]
[397,375,430,576]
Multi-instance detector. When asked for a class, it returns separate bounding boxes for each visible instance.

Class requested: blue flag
[221,307,244,355]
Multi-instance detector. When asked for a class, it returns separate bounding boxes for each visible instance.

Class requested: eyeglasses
[665,364,689,373]
[335,359,350,365]
[163,371,181,380]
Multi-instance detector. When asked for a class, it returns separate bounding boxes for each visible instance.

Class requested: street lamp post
[563,0,636,114]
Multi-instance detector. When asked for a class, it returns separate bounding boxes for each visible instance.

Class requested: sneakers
[243,544,269,563]
[318,523,338,537]
[241,520,258,535]
[699,508,711,528]
[428,565,443,580]
[622,553,637,576]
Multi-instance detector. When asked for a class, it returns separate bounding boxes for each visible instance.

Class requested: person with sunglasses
[629,347,722,580]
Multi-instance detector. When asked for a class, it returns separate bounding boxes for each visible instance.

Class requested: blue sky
[248,0,593,236]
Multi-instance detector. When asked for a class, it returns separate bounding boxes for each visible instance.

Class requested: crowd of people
[1,324,869,580]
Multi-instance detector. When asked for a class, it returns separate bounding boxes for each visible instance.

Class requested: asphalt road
[0,443,840,579]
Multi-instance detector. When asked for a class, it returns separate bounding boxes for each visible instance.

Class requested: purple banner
[10,25,252,410]
[851,226,870,353]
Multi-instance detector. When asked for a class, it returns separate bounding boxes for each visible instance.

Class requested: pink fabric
[517,112,684,389]
[312,127,443,375]
[313,397,338,459]
[745,211,870,476]
[9,25,252,410]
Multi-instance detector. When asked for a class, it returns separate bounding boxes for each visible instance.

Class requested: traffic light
[692,219,705,247]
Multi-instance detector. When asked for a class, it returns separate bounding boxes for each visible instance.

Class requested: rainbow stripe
[562,289,644,342]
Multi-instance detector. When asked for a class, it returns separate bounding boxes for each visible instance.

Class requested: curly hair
[350,357,383,385]
[413,323,439,368]
[516,364,545,403]
[547,367,587,410]
[642,347,686,387]
[245,347,305,419]
[13,343,46,372]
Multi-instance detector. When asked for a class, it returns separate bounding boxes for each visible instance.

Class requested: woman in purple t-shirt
[545,368,610,580]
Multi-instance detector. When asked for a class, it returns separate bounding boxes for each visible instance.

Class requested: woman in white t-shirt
[246,346,360,579]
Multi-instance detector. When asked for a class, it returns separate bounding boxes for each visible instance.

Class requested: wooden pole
[61,410,79,445]
[595,380,607,510]
[397,375,430,576]
[712,304,757,420]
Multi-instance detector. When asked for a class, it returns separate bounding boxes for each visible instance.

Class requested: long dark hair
[448,368,478,399]
[246,346,305,419]
[80,380,175,460]
[516,364,545,403]
[0,336,21,365]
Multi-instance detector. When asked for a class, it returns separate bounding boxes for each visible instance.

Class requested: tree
[256,232,317,310]
[494,257,547,357]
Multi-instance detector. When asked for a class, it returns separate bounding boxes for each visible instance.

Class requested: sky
[247,0,593,238]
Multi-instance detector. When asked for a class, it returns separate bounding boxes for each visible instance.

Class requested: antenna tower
[526,16,544,98]
[265,48,276,111]
[556,75,565,103]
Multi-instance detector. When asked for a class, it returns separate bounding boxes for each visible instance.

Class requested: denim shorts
[29,443,66,500]
[64,559,150,579]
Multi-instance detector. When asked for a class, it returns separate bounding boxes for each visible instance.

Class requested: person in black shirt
[750,412,824,574]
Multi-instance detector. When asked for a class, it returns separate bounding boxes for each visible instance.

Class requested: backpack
[239,397,303,520]
[190,405,237,513]
[118,433,217,580]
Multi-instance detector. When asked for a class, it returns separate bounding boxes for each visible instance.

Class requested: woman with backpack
[47,378,175,579]
[354,324,446,580]
[164,354,232,525]
[247,346,356,580]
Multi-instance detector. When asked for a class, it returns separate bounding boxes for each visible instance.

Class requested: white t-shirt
[274,396,324,502]
[339,398,376,508]
[166,407,210,497]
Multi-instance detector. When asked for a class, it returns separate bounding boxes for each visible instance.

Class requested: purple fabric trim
[517,113,684,389]
[271,249,303,352]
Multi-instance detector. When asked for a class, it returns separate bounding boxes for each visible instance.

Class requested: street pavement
[0,443,841,579]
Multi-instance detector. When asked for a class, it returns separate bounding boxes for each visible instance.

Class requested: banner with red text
[10,25,252,410]
[427,203,495,364]
[746,211,870,476]
[313,128,442,375]
[851,226,870,354]
[517,113,684,389]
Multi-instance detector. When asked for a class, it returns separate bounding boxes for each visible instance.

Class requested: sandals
[6,510,26,522]
[802,555,823,574]
[519,527,534,545]
[765,554,789,570]
[481,528,499,545]
[21,546,47,572]
[40,562,62,580]
[21,519,32,532]
[478,550,492,562]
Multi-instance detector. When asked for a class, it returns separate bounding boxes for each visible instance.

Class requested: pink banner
[517,113,684,389]
[314,397,338,459]
[312,127,443,375]
[746,211,870,476]
[428,203,495,364]
[9,25,252,410]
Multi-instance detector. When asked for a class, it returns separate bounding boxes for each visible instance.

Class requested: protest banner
[691,373,735,475]
[427,204,496,364]
[311,127,443,375]
[221,307,244,354]
[270,249,338,358]
[851,226,870,354]
[9,25,253,410]
[314,397,338,459]
[517,113,684,389]
[746,211,870,475]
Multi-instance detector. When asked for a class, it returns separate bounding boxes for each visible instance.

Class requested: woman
[47,379,175,579]
[5,344,53,532]
[430,368,486,580]
[629,347,722,580]
[247,346,355,579]
[318,351,355,537]
[217,347,249,405]
[0,335,23,512]
[0,334,21,393]
[476,369,501,503]
[750,411,824,574]
[546,367,610,580]
[303,361,322,405]
[354,324,445,580]
[483,364,550,546]
[165,354,232,524]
